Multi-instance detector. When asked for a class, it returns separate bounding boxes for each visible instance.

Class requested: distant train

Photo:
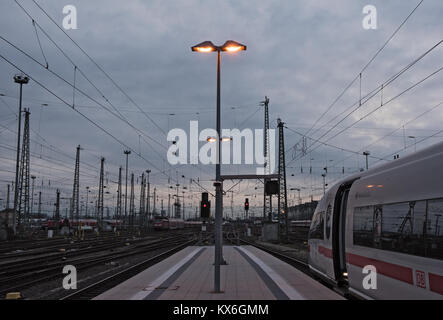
[152,217,203,231]
[153,217,185,231]
[42,218,123,231]
[308,141,443,299]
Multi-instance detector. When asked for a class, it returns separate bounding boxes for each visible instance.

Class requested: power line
[330,98,443,167]
[0,53,169,177]
[292,0,424,147]
[26,0,168,136]
[306,40,442,151]
[288,64,443,165]
[284,125,385,161]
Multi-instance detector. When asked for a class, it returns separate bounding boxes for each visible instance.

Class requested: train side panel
[309,141,443,299]
[308,185,339,283]
[346,149,443,299]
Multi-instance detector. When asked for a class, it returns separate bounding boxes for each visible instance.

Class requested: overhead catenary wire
[26,0,167,136]
[330,98,443,167]
[302,40,442,154]
[288,63,443,166]
[0,53,170,177]
[0,36,188,183]
[285,39,442,164]
[291,0,425,148]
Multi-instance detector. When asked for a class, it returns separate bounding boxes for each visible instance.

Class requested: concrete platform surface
[94,245,344,300]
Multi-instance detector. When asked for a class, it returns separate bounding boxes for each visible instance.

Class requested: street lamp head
[191,41,217,52]
[207,136,232,142]
[124,150,131,155]
[363,151,370,156]
[14,74,29,84]
[221,40,246,52]
[191,40,246,53]
[146,169,151,174]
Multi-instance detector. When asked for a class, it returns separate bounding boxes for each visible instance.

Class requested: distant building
[288,201,318,221]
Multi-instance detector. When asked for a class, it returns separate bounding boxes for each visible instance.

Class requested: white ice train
[308,141,443,299]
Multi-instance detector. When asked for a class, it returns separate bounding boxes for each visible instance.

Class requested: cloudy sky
[0,0,442,217]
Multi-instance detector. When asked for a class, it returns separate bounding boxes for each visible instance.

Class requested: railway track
[236,238,309,273]
[60,239,197,300]
[0,235,181,274]
[0,232,197,298]
[237,238,354,299]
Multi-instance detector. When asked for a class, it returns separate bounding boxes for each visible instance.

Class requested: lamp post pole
[146,169,151,229]
[85,186,89,217]
[213,49,223,292]
[124,150,131,227]
[363,151,370,170]
[192,40,246,293]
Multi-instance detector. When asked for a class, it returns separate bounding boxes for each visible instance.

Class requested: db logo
[415,270,426,289]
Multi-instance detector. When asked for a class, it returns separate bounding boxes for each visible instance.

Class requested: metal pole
[6,184,10,210]
[214,49,222,293]
[153,187,157,214]
[322,174,326,195]
[30,176,35,217]
[146,170,150,229]
[182,191,185,219]
[124,150,131,226]
[13,77,27,234]
[85,187,89,217]
[168,194,170,217]
[38,191,41,215]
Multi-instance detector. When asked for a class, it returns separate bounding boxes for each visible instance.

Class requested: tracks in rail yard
[60,239,197,300]
[236,238,353,300]
[236,238,310,273]
[0,231,199,299]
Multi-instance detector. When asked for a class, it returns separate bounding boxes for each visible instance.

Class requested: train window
[380,201,426,256]
[354,199,443,260]
[309,210,324,240]
[353,205,374,247]
[325,204,332,239]
[426,199,443,260]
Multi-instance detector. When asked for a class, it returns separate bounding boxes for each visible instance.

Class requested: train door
[332,180,355,286]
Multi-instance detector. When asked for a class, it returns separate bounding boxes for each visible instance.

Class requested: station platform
[94,245,344,300]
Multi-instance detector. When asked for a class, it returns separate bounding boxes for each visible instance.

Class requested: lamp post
[12,74,29,234]
[146,169,151,229]
[124,150,131,227]
[321,173,326,195]
[30,175,36,217]
[363,151,370,170]
[85,186,90,218]
[191,40,246,293]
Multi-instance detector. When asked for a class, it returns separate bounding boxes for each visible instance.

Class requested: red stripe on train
[318,246,443,294]
[346,252,413,284]
[318,245,333,258]
[429,273,443,295]
[317,246,413,284]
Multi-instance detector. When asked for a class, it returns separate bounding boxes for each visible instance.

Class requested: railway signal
[244,198,249,212]
[200,192,210,219]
